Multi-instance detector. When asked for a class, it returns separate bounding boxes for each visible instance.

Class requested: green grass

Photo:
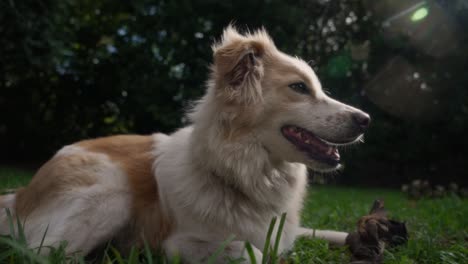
[1,168,467,263]
[297,187,468,263]
[0,167,33,192]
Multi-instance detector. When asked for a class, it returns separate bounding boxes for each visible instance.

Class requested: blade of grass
[271,213,287,264]
[128,246,139,264]
[5,208,16,240]
[110,246,125,264]
[36,224,49,255]
[15,211,29,263]
[15,211,27,244]
[169,253,181,264]
[204,234,236,264]
[100,241,113,264]
[103,252,113,264]
[0,248,15,262]
[262,216,277,264]
[244,241,258,264]
[143,238,154,264]
[77,255,86,264]
[0,236,49,264]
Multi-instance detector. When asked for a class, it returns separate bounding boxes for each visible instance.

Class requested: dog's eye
[288,82,309,95]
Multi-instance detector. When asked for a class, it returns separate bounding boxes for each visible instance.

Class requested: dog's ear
[212,26,267,103]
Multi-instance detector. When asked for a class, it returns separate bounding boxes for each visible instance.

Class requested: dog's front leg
[164,233,262,264]
[297,227,348,246]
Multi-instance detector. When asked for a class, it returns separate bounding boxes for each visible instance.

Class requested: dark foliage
[1,0,467,186]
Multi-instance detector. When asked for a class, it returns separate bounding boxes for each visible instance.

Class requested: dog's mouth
[281,125,343,166]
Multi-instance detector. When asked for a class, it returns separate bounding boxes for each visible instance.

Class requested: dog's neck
[190,125,274,187]
[187,122,297,223]
[170,93,303,228]
[188,93,295,198]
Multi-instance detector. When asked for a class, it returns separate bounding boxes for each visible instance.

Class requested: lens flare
[411,7,428,22]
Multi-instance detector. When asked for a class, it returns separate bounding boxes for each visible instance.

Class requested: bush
[1,0,467,186]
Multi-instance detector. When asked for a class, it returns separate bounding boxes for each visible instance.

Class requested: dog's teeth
[332,147,340,158]
[305,139,311,144]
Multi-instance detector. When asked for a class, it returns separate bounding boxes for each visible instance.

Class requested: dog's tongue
[284,126,340,160]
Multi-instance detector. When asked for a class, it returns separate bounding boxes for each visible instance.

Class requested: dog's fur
[0,26,369,262]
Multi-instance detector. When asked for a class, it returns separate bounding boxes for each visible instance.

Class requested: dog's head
[207,26,370,172]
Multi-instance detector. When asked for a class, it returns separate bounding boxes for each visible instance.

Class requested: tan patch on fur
[78,135,172,249]
[263,52,322,100]
[13,134,170,252]
[212,26,272,105]
[210,27,324,141]
[16,154,99,217]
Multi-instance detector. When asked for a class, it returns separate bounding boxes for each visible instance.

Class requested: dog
[0,26,370,262]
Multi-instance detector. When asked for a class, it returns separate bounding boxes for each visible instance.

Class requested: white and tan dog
[0,26,370,262]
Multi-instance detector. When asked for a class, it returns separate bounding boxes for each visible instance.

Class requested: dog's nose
[352,112,371,131]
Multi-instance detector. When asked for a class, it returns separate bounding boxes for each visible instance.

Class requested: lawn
[1,167,466,263]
